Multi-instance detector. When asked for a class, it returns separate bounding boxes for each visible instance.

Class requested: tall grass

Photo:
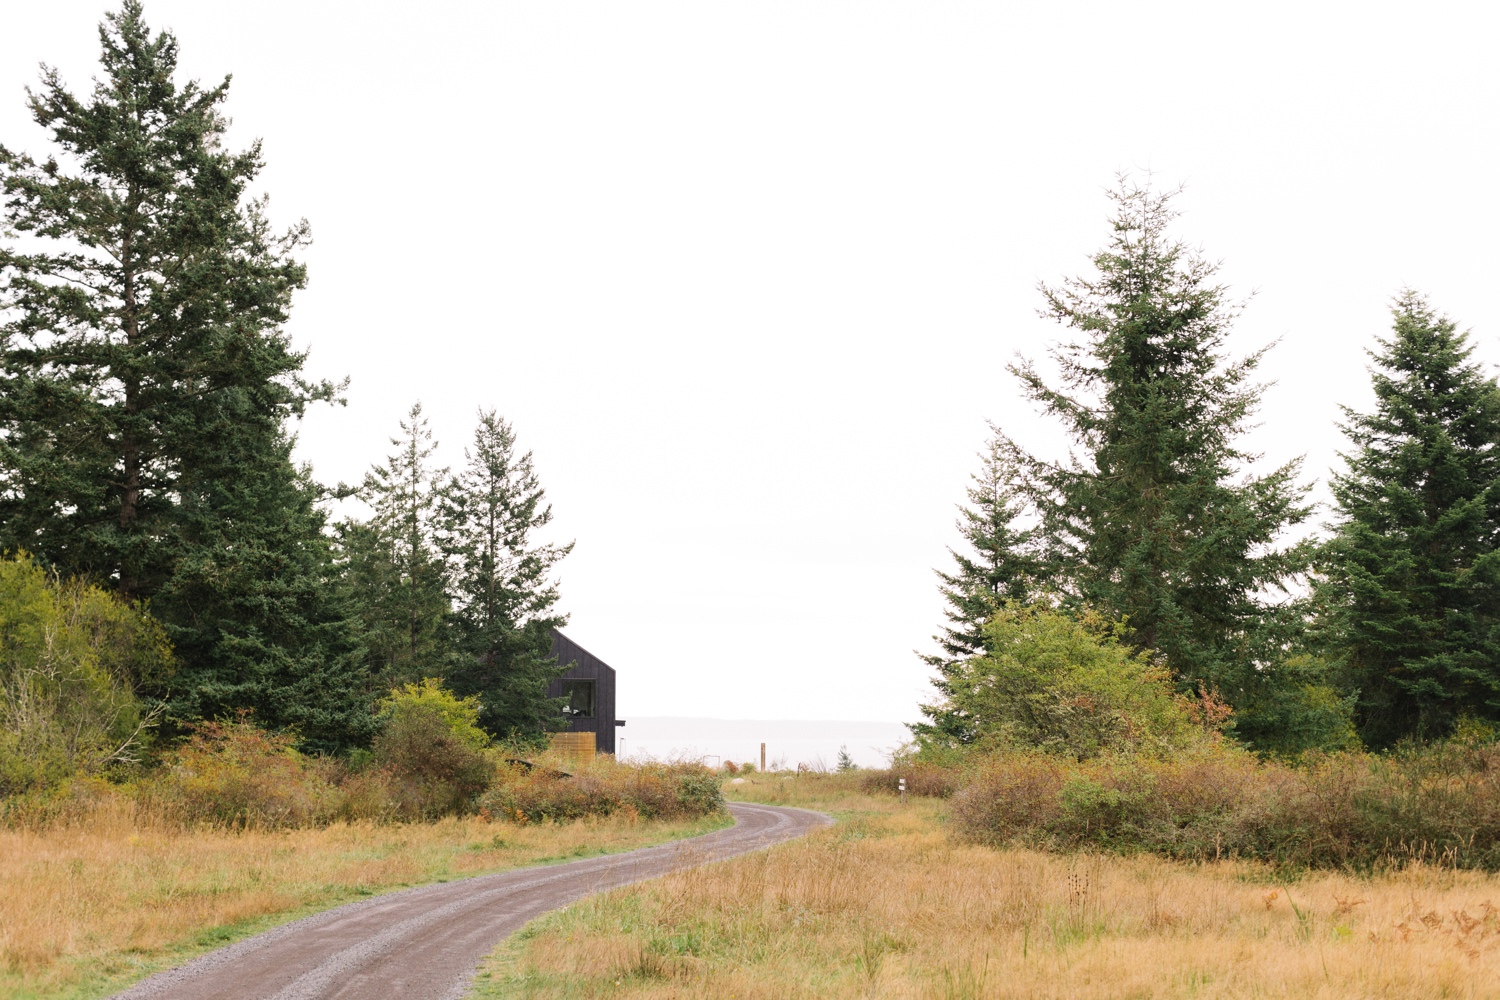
[0,795,729,1000]
[474,773,1500,999]
[0,716,727,999]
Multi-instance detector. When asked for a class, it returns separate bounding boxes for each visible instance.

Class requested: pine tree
[1007,180,1312,697]
[912,430,1042,746]
[439,409,571,740]
[341,403,452,691]
[1319,291,1500,747]
[0,3,369,750]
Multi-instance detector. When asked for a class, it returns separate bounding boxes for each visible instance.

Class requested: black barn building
[547,630,622,754]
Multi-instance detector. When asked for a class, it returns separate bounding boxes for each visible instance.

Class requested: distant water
[617,717,912,770]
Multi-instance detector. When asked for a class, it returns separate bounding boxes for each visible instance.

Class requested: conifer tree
[1007,180,1312,698]
[439,410,571,740]
[341,403,452,690]
[153,429,374,753]
[913,430,1042,745]
[0,3,369,750]
[1319,292,1500,747]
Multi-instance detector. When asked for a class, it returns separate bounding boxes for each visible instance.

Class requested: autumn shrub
[950,738,1500,871]
[138,717,339,828]
[858,763,961,798]
[0,774,128,828]
[480,757,724,824]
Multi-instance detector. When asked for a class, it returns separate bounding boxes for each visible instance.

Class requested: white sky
[4,2,1498,725]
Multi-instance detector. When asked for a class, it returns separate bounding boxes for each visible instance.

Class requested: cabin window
[561,680,595,718]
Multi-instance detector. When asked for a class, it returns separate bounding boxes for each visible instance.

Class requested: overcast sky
[5,2,1498,725]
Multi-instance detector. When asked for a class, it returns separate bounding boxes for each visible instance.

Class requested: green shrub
[0,555,171,795]
[927,605,1206,760]
[371,680,493,820]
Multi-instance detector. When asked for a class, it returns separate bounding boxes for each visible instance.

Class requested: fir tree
[1319,292,1500,747]
[152,429,374,753]
[439,409,571,740]
[913,430,1041,746]
[1007,180,1312,698]
[0,3,368,749]
[342,403,452,690]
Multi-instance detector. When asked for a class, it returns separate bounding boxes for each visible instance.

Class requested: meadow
[472,771,1500,999]
[0,789,727,1000]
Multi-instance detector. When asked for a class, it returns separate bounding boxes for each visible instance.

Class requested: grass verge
[0,798,729,1000]
[471,771,1500,999]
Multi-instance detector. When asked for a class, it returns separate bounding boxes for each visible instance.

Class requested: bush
[859,764,960,799]
[371,679,493,820]
[924,605,1207,760]
[0,555,171,795]
[949,739,1500,871]
[479,757,724,824]
[139,717,339,828]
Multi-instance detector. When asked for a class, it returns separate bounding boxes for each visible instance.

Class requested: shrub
[949,739,1500,871]
[927,605,1205,760]
[479,757,724,824]
[139,717,338,828]
[0,555,171,795]
[859,764,960,799]
[371,680,493,820]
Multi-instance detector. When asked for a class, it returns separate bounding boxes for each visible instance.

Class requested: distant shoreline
[615,717,913,770]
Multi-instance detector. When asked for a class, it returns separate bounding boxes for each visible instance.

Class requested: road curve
[110,802,830,1000]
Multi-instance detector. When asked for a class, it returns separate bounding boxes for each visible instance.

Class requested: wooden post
[899,776,907,804]
[760,742,766,773]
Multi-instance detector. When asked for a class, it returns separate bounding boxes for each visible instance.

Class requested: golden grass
[473,773,1500,999]
[0,795,728,1000]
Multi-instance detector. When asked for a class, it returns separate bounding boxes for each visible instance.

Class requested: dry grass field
[472,772,1500,999]
[0,797,728,1000]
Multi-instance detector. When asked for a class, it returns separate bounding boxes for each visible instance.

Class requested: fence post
[760,742,766,773]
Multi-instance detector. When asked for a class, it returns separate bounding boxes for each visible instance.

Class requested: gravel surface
[108,801,830,1000]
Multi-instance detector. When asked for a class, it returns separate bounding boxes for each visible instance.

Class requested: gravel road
[109,801,830,1000]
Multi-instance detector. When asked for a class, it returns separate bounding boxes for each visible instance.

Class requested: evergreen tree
[1318,292,1500,747]
[0,3,369,749]
[1007,180,1312,697]
[153,430,374,753]
[439,409,571,740]
[341,403,452,690]
[912,430,1042,746]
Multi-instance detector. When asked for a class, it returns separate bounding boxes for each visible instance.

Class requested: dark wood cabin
[547,630,623,754]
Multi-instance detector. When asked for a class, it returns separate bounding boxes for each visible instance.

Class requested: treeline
[902,193,1500,870]
[917,181,1500,760]
[0,2,572,798]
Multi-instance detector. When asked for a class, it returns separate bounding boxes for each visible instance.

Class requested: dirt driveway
[110,802,829,1000]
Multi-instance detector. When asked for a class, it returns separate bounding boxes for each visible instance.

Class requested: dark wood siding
[547,630,619,754]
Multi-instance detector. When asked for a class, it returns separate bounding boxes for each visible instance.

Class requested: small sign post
[899,777,907,804]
